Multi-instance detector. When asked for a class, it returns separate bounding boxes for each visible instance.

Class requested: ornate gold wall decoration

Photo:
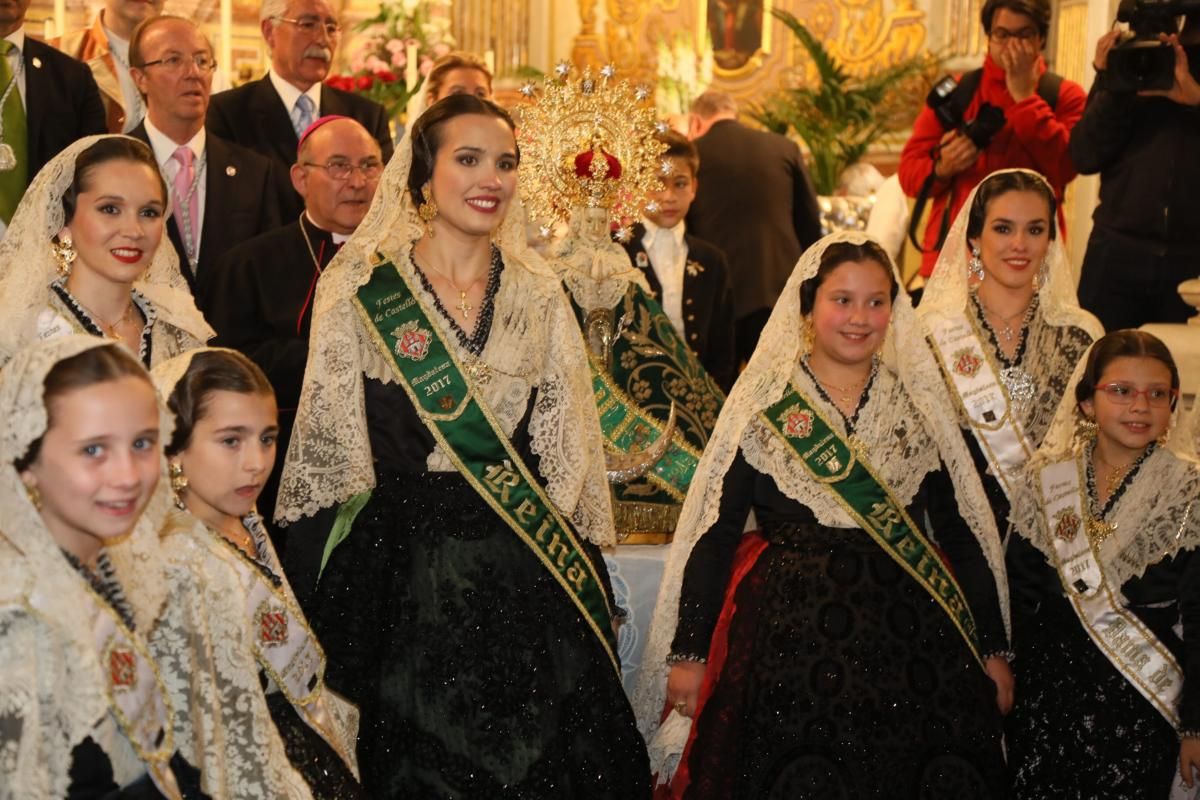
[791,0,926,82]
[573,0,607,69]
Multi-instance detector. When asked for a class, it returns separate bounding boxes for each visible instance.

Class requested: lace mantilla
[151,510,314,799]
[275,130,615,547]
[552,210,651,313]
[631,231,1008,743]
[962,292,1095,448]
[1012,347,1200,590]
[0,335,176,796]
[0,135,212,368]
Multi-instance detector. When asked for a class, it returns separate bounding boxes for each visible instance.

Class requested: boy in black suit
[620,131,737,391]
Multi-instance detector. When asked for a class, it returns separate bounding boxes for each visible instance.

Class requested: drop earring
[418,184,438,238]
[169,462,188,511]
[23,482,41,511]
[801,315,815,356]
[968,246,985,283]
[52,237,77,277]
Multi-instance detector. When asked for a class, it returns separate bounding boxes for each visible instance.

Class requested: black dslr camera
[925,75,1007,149]
[1108,0,1200,92]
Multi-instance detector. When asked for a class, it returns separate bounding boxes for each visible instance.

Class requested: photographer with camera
[1071,12,1200,331]
[899,0,1085,279]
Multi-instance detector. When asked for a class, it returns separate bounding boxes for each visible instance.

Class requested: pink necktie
[171,146,198,257]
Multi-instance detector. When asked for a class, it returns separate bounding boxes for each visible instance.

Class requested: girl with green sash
[0,336,205,798]
[919,169,1102,534]
[1007,331,1200,798]
[275,95,650,797]
[634,233,1012,799]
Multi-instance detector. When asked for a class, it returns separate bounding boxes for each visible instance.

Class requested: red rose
[356,74,374,90]
[377,69,397,83]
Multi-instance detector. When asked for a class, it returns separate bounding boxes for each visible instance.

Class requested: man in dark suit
[620,131,737,392]
[206,0,391,219]
[0,0,106,230]
[128,15,280,304]
[686,90,821,365]
[205,116,382,542]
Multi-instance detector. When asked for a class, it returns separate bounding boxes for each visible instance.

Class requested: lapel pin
[32,57,42,68]
[635,252,649,268]
[226,165,237,176]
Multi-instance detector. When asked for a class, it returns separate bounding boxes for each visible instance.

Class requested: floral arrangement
[324,0,455,118]
[654,32,713,118]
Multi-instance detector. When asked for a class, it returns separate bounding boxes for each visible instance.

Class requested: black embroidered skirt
[681,524,1008,799]
[303,470,651,799]
[1007,592,1177,799]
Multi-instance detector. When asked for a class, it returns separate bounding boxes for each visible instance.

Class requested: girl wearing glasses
[0,135,213,369]
[919,169,1102,537]
[1006,330,1200,797]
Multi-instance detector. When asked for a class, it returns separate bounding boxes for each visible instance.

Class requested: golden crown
[517,62,670,242]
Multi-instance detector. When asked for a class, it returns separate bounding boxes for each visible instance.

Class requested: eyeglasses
[1095,383,1178,408]
[275,15,342,37]
[140,53,217,73]
[989,27,1040,43]
[302,159,384,180]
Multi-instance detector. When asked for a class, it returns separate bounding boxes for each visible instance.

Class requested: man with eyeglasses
[206,0,391,220]
[898,0,1086,281]
[128,15,281,300]
[0,0,106,236]
[204,116,383,546]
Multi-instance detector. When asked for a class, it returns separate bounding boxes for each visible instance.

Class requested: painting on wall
[705,0,771,73]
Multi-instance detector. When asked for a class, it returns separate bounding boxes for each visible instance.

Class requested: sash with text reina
[1038,454,1194,799]
[355,258,618,670]
[762,386,982,666]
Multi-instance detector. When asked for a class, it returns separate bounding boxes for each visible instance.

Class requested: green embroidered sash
[572,285,723,526]
[762,386,983,665]
[355,259,618,669]
[590,362,702,502]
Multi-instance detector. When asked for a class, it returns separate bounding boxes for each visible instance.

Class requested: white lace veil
[631,231,1008,742]
[1012,337,1200,587]
[0,134,213,363]
[918,167,1103,339]
[275,125,616,546]
[0,334,172,631]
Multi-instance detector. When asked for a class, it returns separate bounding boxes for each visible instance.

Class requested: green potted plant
[750,8,934,196]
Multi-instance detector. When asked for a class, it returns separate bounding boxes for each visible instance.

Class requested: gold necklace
[78,298,138,339]
[812,371,870,406]
[1094,452,1133,501]
[417,255,486,320]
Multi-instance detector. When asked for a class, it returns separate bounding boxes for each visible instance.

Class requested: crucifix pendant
[457,291,472,319]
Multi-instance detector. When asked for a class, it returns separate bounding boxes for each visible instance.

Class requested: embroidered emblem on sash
[777,404,814,439]
[109,649,138,689]
[392,320,431,362]
[256,602,289,646]
[952,347,983,379]
[1053,507,1081,542]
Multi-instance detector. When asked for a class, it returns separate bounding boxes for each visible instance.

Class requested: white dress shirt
[641,218,689,338]
[269,68,321,126]
[144,118,207,259]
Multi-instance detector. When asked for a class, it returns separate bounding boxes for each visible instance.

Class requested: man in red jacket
[899,0,1085,278]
